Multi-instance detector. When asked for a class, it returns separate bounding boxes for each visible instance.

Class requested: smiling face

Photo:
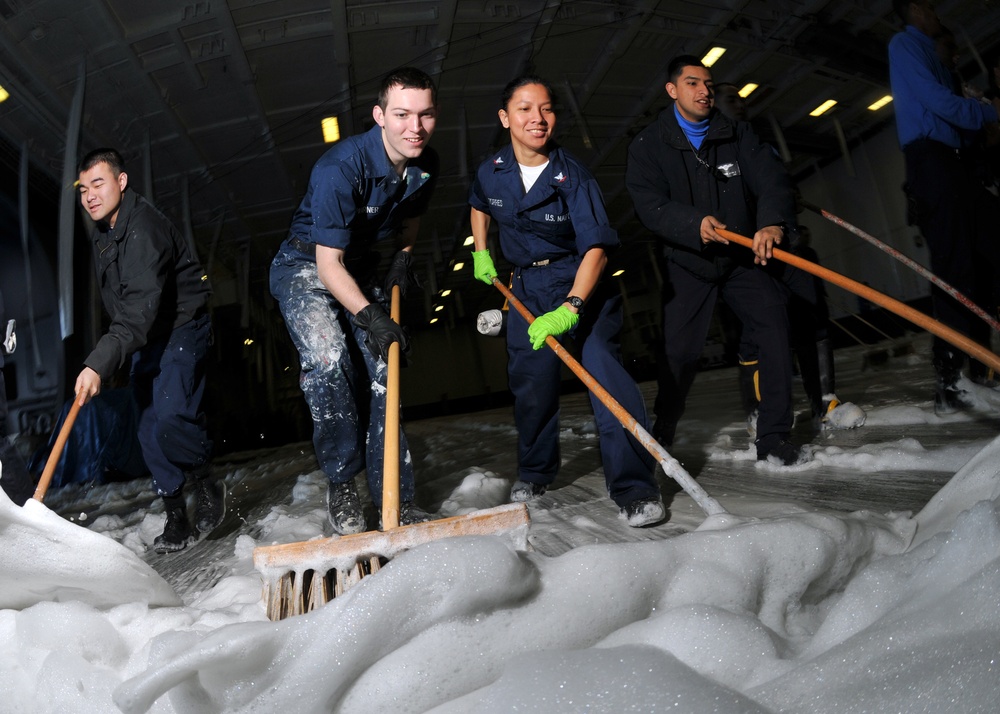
[373,84,437,171]
[78,161,128,226]
[499,82,555,164]
[667,65,714,123]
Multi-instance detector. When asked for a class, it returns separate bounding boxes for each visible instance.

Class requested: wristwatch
[565,296,584,310]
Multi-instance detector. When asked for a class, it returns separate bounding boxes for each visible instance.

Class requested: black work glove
[354,303,411,362]
[384,250,422,298]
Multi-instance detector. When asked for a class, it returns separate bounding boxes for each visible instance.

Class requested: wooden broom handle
[382,285,402,530]
[718,228,1000,376]
[32,396,83,503]
[492,278,727,517]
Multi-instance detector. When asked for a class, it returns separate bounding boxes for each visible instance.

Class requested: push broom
[253,286,530,621]
[717,229,1000,376]
[491,278,728,519]
[33,397,83,502]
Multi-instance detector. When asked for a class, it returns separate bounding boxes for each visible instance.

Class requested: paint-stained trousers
[131,312,213,496]
[507,258,659,509]
[269,249,414,506]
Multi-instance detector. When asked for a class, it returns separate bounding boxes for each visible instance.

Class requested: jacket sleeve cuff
[84,342,122,383]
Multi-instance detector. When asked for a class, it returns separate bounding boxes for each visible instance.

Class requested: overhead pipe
[57,59,86,340]
[832,117,856,178]
[766,112,792,163]
[19,142,44,378]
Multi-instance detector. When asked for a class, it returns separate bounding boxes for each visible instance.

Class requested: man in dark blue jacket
[626,55,802,465]
[75,148,221,553]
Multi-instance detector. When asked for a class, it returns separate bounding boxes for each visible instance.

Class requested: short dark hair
[667,55,706,84]
[894,0,915,22]
[500,74,558,111]
[378,67,437,110]
[79,148,125,176]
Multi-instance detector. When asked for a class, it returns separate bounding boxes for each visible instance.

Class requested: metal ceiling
[2,0,1000,332]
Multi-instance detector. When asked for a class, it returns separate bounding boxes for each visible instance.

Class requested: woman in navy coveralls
[468,76,665,527]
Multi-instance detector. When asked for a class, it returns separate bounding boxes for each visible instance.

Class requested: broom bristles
[255,503,530,620]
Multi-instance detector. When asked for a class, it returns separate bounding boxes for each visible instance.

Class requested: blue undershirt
[674,105,710,150]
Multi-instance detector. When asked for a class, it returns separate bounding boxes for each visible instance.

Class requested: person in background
[269,67,437,535]
[889,0,1000,410]
[0,289,34,506]
[626,55,804,466]
[469,75,665,527]
[713,84,865,431]
[75,148,221,553]
[712,82,748,123]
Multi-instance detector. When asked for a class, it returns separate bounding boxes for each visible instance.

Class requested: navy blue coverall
[626,106,798,456]
[470,144,659,508]
[269,125,437,505]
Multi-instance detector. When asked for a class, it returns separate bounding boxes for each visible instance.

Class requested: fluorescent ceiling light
[434,305,444,312]
[429,317,438,324]
[321,116,340,143]
[463,235,474,246]
[738,83,758,98]
[809,100,837,117]
[612,269,624,277]
[453,261,464,271]
[867,95,893,111]
[701,47,726,67]
[0,85,9,103]
[441,289,451,297]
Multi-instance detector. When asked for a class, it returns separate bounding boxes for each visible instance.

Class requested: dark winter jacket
[625,106,796,280]
[84,189,211,381]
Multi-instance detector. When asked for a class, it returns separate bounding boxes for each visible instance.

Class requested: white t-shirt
[518,161,549,193]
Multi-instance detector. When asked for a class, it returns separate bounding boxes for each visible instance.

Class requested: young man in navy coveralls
[270,67,437,534]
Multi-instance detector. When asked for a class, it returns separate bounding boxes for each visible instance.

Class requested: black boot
[933,349,973,415]
[327,480,366,535]
[816,338,835,397]
[399,501,432,525]
[153,492,193,554]
[193,471,226,535]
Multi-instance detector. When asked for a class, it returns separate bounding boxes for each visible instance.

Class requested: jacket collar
[659,106,735,150]
[488,143,574,190]
[94,188,138,242]
[361,124,435,198]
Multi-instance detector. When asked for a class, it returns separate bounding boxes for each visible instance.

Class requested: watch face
[567,296,584,309]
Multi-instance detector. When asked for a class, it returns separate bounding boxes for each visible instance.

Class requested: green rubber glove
[527,306,579,350]
[471,249,498,285]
